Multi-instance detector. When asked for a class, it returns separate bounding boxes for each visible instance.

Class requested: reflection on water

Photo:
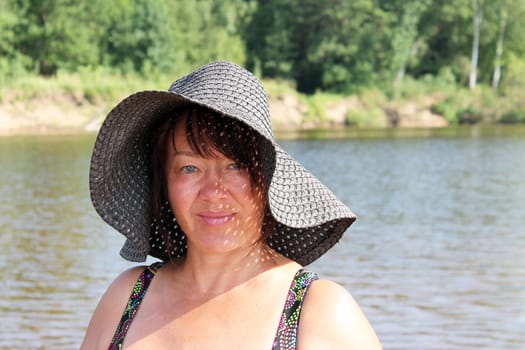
[0,135,132,349]
[1,127,524,349]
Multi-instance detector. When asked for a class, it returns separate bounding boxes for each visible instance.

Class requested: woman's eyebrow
[173,150,197,157]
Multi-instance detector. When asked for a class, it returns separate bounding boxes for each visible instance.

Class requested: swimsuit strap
[272,269,319,350]
[108,261,164,350]
[107,264,316,350]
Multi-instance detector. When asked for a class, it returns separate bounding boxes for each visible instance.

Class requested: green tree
[242,0,295,78]
[102,0,174,74]
[165,0,248,73]
[306,0,388,93]
[0,1,29,77]
[412,1,473,84]
[7,0,107,75]
[491,0,508,89]
[480,0,525,91]
[245,0,387,93]
[379,0,432,87]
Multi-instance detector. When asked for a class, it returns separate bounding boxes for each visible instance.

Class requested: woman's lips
[198,212,235,225]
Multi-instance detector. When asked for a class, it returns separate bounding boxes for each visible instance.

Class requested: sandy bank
[0,92,447,135]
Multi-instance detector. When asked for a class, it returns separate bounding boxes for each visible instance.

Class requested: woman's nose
[199,169,227,200]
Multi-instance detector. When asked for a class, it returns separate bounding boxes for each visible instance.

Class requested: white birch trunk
[469,0,484,89]
[492,1,507,90]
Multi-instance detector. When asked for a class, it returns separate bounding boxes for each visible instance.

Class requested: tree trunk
[469,0,484,90]
[492,1,507,90]
[394,39,421,87]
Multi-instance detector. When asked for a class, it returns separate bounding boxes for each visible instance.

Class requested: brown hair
[149,107,275,257]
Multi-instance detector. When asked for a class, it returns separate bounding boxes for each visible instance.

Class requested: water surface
[1,126,524,349]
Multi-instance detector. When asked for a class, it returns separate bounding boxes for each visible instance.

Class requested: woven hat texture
[89,61,356,266]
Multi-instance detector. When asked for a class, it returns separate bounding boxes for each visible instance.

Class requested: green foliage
[0,67,163,111]
[242,0,294,78]
[165,0,248,71]
[501,53,525,95]
[1,0,525,126]
[0,0,249,79]
[431,85,512,124]
[428,85,466,124]
[101,0,174,74]
[244,0,390,94]
[0,1,30,80]
[304,93,342,122]
[431,102,459,123]
[345,108,386,127]
[345,90,387,127]
[4,0,107,75]
[500,109,525,123]
[380,0,432,85]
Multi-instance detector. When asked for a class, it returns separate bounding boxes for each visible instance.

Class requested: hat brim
[90,90,356,265]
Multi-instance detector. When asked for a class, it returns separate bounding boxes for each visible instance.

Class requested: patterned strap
[108,262,164,350]
[272,269,319,350]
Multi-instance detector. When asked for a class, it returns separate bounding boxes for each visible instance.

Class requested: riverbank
[0,85,448,135]
[2,72,522,135]
[0,92,105,134]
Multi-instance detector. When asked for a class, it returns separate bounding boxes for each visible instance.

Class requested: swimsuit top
[108,262,318,350]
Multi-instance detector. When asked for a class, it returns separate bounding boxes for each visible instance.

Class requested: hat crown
[168,61,274,141]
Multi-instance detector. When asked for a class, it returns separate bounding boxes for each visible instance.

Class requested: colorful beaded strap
[108,262,164,350]
[108,265,317,350]
[272,269,319,350]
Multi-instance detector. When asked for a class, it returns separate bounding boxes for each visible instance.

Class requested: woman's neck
[172,242,291,299]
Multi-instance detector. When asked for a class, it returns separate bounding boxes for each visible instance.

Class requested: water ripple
[1,131,524,349]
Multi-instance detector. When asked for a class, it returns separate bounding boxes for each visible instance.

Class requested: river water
[0,126,524,349]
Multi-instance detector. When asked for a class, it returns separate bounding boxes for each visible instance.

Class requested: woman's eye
[228,162,241,170]
[181,165,198,173]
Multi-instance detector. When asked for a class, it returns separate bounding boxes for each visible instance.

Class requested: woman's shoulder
[299,278,383,350]
[99,264,154,308]
[109,265,150,292]
[79,265,150,349]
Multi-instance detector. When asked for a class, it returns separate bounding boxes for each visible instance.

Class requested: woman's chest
[123,283,288,349]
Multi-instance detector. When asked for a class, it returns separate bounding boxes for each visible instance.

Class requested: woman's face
[164,117,265,255]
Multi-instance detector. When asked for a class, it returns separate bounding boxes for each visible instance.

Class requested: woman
[81,61,382,349]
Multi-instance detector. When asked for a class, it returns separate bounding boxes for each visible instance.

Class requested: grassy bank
[1,69,524,134]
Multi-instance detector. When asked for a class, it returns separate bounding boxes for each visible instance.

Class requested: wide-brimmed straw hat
[89,61,356,266]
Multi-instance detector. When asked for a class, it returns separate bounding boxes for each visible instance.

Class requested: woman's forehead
[169,115,224,159]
